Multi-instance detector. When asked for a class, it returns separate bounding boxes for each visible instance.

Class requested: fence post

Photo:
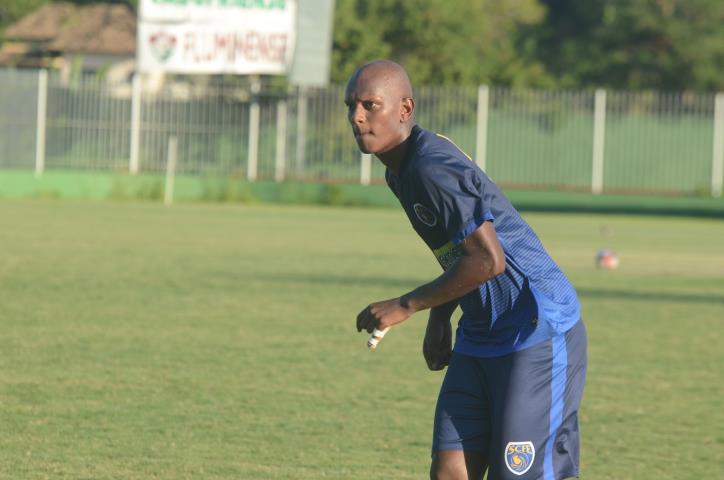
[129,73,141,175]
[275,98,287,182]
[164,135,177,206]
[34,69,48,177]
[475,85,489,171]
[360,153,371,186]
[247,78,261,181]
[296,86,307,178]
[591,89,607,194]
[712,92,724,198]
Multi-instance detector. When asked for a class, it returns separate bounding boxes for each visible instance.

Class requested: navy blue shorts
[432,320,587,480]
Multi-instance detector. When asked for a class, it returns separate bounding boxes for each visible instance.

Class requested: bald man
[348,60,587,480]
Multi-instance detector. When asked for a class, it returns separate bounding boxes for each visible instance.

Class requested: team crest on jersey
[505,441,535,476]
[413,203,437,227]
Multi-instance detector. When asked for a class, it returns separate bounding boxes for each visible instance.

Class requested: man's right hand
[423,315,452,371]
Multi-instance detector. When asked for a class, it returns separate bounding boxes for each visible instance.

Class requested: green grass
[1,199,723,479]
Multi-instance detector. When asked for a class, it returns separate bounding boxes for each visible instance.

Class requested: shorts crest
[505,441,535,476]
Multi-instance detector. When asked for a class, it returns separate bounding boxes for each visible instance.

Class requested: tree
[524,0,724,91]
[331,0,551,87]
[0,0,48,31]
[0,0,137,34]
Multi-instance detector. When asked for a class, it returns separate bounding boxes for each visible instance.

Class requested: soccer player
[348,60,587,480]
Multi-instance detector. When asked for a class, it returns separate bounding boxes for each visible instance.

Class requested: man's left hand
[356,297,412,333]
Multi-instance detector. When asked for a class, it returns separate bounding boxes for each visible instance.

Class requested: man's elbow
[471,254,505,283]
[492,255,506,276]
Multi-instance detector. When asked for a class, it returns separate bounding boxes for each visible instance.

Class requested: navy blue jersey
[386,125,580,357]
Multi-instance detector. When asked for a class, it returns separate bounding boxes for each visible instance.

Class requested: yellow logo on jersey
[432,241,461,270]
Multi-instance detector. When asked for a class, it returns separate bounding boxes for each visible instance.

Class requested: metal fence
[1,68,723,196]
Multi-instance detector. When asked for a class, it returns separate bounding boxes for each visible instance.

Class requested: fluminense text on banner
[138,0,297,74]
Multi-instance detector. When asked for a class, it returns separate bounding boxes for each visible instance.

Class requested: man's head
[344,60,415,154]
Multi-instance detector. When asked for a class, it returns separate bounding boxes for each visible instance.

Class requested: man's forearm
[402,254,501,313]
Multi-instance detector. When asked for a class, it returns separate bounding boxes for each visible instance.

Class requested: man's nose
[350,103,365,124]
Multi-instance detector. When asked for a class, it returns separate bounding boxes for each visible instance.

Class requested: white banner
[138,0,296,74]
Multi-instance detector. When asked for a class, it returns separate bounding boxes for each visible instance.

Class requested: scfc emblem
[505,441,535,476]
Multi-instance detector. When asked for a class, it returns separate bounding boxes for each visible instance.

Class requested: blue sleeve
[417,155,494,245]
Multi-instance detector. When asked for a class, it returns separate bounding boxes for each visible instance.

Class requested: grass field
[1,199,723,479]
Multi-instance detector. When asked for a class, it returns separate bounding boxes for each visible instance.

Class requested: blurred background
[0,1,722,479]
[0,0,723,200]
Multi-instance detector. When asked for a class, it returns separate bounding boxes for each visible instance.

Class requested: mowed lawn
[0,199,722,479]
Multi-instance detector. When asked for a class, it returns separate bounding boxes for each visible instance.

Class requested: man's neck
[376,126,414,176]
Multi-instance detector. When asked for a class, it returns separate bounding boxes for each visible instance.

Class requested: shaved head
[344,60,416,156]
[349,60,414,101]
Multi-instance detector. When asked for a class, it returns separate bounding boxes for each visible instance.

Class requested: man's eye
[363,101,376,110]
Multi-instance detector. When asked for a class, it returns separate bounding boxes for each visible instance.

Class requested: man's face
[344,72,402,154]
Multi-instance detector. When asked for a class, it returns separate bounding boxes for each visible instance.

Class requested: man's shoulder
[412,126,465,157]
[411,126,472,163]
[409,127,479,181]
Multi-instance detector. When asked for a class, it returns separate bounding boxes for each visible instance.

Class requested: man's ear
[400,97,415,122]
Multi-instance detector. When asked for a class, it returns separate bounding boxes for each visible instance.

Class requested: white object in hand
[367,327,390,349]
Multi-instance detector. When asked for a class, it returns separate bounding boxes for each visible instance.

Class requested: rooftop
[4,2,136,56]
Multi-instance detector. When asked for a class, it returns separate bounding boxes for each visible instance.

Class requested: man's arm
[356,220,505,333]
